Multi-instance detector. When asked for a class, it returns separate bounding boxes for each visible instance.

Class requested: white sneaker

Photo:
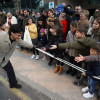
[82,86,89,92]
[31,54,35,59]
[35,55,39,60]
[83,92,94,98]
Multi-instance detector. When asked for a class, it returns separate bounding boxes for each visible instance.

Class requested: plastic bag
[24,27,32,45]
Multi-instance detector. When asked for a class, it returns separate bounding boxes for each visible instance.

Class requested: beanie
[40,28,45,33]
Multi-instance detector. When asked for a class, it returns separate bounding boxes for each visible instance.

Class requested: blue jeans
[98,88,100,96]
[88,77,98,94]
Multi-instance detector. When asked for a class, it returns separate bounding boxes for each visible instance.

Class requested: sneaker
[35,55,39,60]
[10,84,22,89]
[73,81,82,86]
[83,92,94,98]
[31,54,35,59]
[82,86,89,92]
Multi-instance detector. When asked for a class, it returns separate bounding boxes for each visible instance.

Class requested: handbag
[24,27,32,45]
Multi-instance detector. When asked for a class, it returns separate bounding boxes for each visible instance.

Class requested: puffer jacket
[86,61,100,77]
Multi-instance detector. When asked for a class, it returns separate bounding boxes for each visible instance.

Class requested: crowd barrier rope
[36,48,100,80]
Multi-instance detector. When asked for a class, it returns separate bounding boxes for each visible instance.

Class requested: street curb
[16,72,67,100]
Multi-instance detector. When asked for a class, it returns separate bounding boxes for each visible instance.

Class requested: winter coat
[61,19,68,40]
[58,37,96,56]
[45,31,64,58]
[66,31,75,57]
[86,61,100,77]
[7,16,18,25]
[63,6,80,21]
[92,29,100,44]
[0,31,33,67]
[36,34,48,48]
[85,55,100,62]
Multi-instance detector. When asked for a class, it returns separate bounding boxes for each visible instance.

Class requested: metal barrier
[36,48,100,80]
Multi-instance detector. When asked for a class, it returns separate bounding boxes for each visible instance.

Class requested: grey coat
[66,31,75,57]
[0,31,33,67]
[85,55,100,62]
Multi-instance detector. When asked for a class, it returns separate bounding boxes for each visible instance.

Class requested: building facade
[44,0,100,9]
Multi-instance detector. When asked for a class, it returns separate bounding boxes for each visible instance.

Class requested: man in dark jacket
[63,5,82,21]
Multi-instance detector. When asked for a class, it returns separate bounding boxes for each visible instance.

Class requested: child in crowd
[25,17,39,60]
[46,17,63,66]
[36,28,48,60]
[91,17,100,44]
[41,25,64,74]
[66,20,77,75]
[50,24,96,60]
[37,16,47,41]
[75,44,100,99]
[87,17,100,41]
[50,25,96,75]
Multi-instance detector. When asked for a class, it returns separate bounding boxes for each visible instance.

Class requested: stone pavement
[10,49,97,100]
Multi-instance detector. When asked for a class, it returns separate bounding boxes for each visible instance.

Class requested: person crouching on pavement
[0,15,33,89]
[41,25,64,75]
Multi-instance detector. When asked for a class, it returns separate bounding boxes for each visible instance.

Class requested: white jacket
[7,16,18,25]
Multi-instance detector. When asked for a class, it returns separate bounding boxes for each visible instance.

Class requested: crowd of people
[0,2,100,99]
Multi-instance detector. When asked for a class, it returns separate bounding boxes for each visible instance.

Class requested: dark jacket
[86,61,100,77]
[45,31,64,58]
[37,34,48,48]
[92,29,100,43]
[63,6,80,21]
[58,37,96,56]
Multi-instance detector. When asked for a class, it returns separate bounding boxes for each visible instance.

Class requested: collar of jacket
[4,33,11,45]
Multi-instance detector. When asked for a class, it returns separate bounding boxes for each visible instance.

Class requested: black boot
[10,84,22,89]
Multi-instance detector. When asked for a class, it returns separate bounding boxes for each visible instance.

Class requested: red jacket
[61,20,68,40]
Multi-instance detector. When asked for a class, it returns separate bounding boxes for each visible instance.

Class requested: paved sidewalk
[10,49,97,100]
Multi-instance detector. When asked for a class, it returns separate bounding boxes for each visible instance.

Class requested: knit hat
[40,28,45,33]
[47,17,55,22]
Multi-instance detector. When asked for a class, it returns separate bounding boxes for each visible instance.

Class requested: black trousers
[3,61,18,86]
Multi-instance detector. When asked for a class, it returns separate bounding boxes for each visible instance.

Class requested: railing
[36,48,100,80]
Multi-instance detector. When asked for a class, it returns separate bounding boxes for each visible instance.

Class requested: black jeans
[3,61,18,86]
[32,38,39,55]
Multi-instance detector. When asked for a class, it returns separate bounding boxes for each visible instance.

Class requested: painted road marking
[0,75,32,100]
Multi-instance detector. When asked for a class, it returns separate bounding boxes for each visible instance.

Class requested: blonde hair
[81,9,89,19]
